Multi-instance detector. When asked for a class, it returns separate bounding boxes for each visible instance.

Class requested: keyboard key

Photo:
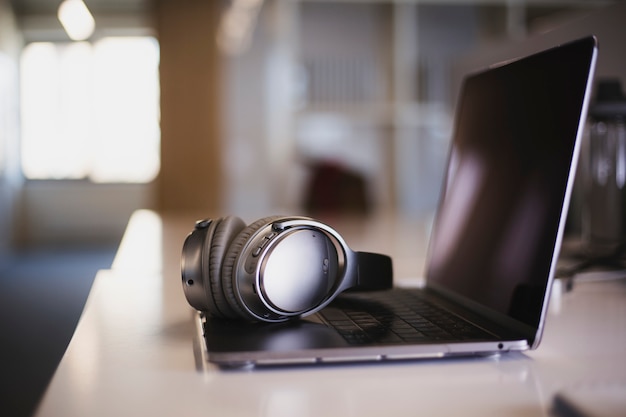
[319,289,492,345]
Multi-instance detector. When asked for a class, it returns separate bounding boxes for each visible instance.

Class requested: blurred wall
[223,1,300,215]
[0,0,22,258]
[6,0,622,248]
[154,0,224,213]
[220,1,617,217]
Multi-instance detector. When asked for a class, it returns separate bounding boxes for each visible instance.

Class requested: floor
[0,247,117,417]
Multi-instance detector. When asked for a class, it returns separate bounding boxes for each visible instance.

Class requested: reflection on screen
[426,37,596,329]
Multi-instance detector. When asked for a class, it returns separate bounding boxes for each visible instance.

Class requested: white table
[35,210,626,417]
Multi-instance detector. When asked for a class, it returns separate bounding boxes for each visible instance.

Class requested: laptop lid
[424,35,598,349]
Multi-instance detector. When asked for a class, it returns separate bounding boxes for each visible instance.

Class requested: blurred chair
[303,161,371,215]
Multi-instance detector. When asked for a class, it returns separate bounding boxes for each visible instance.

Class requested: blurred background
[0,0,625,416]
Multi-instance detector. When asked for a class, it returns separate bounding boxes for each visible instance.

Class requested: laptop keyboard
[319,289,492,345]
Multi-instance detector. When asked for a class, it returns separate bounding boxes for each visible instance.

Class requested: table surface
[35,210,626,417]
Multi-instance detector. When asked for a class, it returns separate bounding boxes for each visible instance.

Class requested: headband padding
[207,216,246,318]
[221,216,285,319]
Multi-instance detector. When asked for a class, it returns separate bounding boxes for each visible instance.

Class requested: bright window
[20,37,160,183]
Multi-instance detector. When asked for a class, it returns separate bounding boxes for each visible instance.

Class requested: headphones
[181,215,393,322]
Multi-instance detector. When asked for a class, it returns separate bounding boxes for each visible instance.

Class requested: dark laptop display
[196,36,597,367]
[426,35,598,339]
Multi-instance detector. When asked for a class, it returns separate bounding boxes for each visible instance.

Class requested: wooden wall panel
[155,0,224,211]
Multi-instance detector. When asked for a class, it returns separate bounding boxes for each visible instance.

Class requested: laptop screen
[426,37,597,330]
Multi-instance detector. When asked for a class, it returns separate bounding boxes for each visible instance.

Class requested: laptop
[195,36,598,368]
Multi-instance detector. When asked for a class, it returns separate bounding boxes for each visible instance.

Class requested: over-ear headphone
[181,215,393,322]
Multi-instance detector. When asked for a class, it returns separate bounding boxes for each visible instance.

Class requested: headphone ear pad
[221,216,285,319]
[206,216,246,318]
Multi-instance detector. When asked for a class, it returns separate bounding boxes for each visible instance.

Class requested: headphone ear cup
[205,216,246,318]
[221,216,285,319]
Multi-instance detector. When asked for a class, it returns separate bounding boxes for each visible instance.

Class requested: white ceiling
[9,0,153,41]
[10,0,150,16]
